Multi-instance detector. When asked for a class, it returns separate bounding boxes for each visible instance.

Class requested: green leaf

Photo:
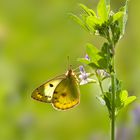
[85,43,113,69]
[77,58,90,65]
[110,20,121,45]
[97,0,110,22]
[113,11,124,22]
[86,16,97,33]
[104,92,111,116]
[78,43,103,69]
[124,96,136,107]
[88,62,99,69]
[118,0,129,38]
[109,1,129,43]
[79,3,96,16]
[85,43,105,69]
[115,89,136,116]
[79,4,102,33]
[114,79,123,110]
[86,43,99,58]
[98,42,112,70]
[86,15,102,26]
[86,43,102,66]
[115,78,122,93]
[120,90,136,107]
[106,0,110,15]
[69,13,89,31]
[97,57,108,69]
[120,90,128,102]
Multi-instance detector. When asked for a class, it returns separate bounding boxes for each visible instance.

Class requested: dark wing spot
[53,97,58,102]
[54,91,58,94]
[61,93,67,97]
[46,95,51,98]
[49,84,53,87]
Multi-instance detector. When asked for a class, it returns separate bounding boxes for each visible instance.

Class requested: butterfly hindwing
[31,77,64,103]
[52,70,80,110]
[31,69,80,110]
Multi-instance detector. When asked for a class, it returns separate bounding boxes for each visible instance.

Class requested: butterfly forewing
[31,77,64,103]
[52,70,80,110]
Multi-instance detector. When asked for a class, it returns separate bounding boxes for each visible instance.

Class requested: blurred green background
[0,0,140,140]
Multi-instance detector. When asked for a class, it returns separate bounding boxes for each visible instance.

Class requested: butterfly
[31,68,80,111]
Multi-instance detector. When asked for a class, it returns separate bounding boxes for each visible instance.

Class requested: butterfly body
[31,69,80,110]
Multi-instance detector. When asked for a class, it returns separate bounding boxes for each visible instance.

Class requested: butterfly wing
[52,72,80,110]
[31,76,65,103]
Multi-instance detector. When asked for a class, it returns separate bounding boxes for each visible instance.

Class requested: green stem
[111,73,115,140]
[96,71,104,95]
[99,80,104,95]
[109,39,116,140]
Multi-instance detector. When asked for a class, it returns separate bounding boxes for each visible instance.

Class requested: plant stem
[99,80,104,95]
[111,73,115,140]
[110,44,115,140]
[96,71,104,95]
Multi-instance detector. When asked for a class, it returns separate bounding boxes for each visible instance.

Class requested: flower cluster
[78,65,96,85]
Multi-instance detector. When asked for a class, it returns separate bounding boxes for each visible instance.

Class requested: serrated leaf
[97,0,110,22]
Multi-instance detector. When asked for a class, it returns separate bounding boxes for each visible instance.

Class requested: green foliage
[69,13,90,32]
[104,79,136,117]
[71,0,129,44]
[79,3,96,16]
[73,0,136,122]
[97,0,110,22]
[120,90,136,107]
[119,0,129,38]
[79,42,113,72]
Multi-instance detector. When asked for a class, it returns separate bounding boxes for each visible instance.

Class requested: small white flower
[79,66,96,85]
[85,54,90,60]
[96,69,110,79]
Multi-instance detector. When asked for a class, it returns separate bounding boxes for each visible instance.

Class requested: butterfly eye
[49,84,53,87]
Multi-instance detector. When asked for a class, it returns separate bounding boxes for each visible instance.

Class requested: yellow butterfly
[31,69,80,110]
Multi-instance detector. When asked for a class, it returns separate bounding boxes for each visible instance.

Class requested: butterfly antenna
[66,56,80,74]
[67,56,72,70]
[73,67,78,72]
